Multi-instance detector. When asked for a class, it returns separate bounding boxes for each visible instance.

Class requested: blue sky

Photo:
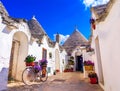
[1,0,109,43]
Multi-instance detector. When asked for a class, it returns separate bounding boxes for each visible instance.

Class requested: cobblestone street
[5,72,104,91]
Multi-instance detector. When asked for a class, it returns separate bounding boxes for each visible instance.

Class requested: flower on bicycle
[34,65,42,73]
[39,59,48,66]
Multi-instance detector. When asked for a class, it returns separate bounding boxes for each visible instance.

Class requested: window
[49,52,52,59]
[47,67,51,73]
[42,48,47,59]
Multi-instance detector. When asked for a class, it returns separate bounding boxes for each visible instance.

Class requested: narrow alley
[6,72,103,91]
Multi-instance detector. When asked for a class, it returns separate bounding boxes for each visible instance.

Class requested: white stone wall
[0,16,12,90]
[84,52,93,61]
[0,15,30,90]
[28,36,62,75]
[60,50,67,72]
[92,0,120,91]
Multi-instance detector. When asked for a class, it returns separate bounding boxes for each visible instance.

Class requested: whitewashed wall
[92,0,120,91]
[0,15,30,90]
[53,43,60,72]
[0,15,14,91]
[60,50,67,72]
[28,36,57,75]
[84,52,93,61]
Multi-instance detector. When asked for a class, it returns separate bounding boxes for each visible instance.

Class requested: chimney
[56,32,60,43]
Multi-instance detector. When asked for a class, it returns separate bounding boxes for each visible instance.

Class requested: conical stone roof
[63,29,88,55]
[28,17,46,39]
[27,17,56,47]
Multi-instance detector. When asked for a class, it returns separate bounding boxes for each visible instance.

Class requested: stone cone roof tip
[63,28,88,55]
[32,15,37,20]
[27,17,56,48]
[28,18,46,38]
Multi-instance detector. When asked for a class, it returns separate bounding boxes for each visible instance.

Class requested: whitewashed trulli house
[90,0,120,91]
[63,28,91,72]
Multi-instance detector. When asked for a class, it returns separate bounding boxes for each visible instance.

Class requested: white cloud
[54,34,69,45]
[83,0,110,7]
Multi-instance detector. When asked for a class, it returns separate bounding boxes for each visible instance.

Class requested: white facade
[28,36,67,75]
[60,49,67,72]
[91,0,120,91]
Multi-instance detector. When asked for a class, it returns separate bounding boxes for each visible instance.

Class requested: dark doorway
[76,55,83,72]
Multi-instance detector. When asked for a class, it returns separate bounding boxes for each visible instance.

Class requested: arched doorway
[55,49,60,71]
[8,31,28,81]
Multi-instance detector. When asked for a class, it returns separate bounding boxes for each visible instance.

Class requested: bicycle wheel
[40,68,48,82]
[22,67,35,85]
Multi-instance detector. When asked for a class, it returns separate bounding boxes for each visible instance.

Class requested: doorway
[8,40,20,82]
[55,49,60,71]
[95,37,104,85]
[76,55,83,72]
[8,31,28,82]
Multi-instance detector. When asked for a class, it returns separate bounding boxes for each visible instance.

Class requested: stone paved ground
[5,72,104,91]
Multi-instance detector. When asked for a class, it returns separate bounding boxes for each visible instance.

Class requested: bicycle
[22,61,48,85]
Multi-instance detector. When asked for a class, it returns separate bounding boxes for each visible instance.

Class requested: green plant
[88,72,97,78]
[70,56,74,60]
[68,56,74,65]
[68,59,74,65]
[24,55,36,63]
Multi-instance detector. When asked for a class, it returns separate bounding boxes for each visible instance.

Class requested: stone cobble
[4,72,104,91]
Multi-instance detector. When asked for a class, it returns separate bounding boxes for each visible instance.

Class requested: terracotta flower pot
[26,62,34,66]
[85,66,93,71]
[90,78,97,84]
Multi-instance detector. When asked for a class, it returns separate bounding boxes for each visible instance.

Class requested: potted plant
[24,55,36,66]
[64,64,73,72]
[68,59,74,65]
[84,60,94,71]
[88,72,98,84]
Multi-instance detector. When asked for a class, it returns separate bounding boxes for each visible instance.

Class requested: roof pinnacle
[32,15,37,20]
[74,25,79,32]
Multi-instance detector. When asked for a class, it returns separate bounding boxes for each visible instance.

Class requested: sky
[1,0,109,44]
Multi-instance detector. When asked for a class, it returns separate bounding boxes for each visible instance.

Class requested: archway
[75,52,83,72]
[8,31,28,81]
[76,55,83,72]
[55,49,60,71]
